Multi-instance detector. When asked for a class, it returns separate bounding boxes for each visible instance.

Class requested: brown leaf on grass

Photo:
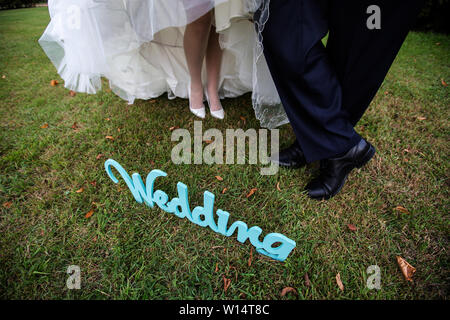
[222,188,228,194]
[441,79,448,87]
[394,206,410,214]
[347,224,357,232]
[96,154,104,160]
[215,263,219,273]
[215,176,223,181]
[304,273,311,287]
[50,80,58,86]
[75,188,84,193]
[276,182,281,191]
[417,116,427,121]
[246,188,257,198]
[105,117,111,121]
[3,201,12,209]
[105,136,114,140]
[169,126,179,131]
[336,273,344,291]
[248,247,253,267]
[2,75,6,79]
[85,209,94,219]
[71,122,78,130]
[280,287,297,297]
[90,181,97,187]
[223,276,231,292]
[396,256,416,282]
[69,90,76,97]
[40,123,49,129]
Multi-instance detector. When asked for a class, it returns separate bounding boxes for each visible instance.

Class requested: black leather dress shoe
[271,141,307,168]
[306,138,376,200]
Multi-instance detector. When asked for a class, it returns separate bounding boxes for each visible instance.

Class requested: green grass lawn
[0,7,449,300]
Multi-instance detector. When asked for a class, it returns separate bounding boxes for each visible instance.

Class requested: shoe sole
[271,159,305,169]
[309,143,376,201]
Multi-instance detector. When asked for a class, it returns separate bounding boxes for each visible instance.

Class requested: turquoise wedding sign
[104,159,296,261]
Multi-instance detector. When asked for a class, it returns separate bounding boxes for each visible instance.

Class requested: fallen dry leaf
[223,276,231,292]
[69,90,76,97]
[347,224,358,232]
[396,256,416,282]
[75,188,84,193]
[2,75,6,79]
[169,126,179,131]
[304,273,311,287]
[90,181,97,187]
[246,188,257,198]
[441,79,448,87]
[96,154,104,160]
[105,117,111,121]
[417,116,427,121]
[105,136,114,140]
[336,273,344,291]
[85,209,94,219]
[215,263,219,273]
[280,287,297,297]
[71,122,78,130]
[276,182,281,191]
[3,201,12,209]
[215,176,223,181]
[50,80,58,86]
[394,206,410,214]
[222,188,228,194]
[40,123,49,129]
[248,247,253,267]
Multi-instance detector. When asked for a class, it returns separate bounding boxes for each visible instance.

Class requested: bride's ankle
[206,89,222,111]
[189,83,204,110]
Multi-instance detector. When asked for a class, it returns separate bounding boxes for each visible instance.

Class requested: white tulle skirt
[39,0,288,128]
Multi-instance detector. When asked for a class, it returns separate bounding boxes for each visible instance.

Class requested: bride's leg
[205,26,224,111]
[184,12,212,109]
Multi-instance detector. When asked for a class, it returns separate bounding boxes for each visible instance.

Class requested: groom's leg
[261,0,361,163]
[327,0,424,126]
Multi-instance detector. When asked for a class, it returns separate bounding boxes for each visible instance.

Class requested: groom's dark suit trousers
[262,0,424,162]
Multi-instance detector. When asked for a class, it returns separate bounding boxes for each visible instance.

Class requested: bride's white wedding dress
[39,0,287,128]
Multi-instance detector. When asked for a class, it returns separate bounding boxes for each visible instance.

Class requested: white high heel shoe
[188,82,206,119]
[204,89,225,120]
